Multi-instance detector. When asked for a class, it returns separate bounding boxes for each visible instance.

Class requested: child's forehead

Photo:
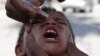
[47,11,68,20]
[41,7,66,17]
[41,7,69,21]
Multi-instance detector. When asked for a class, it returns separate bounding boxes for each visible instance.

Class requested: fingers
[5,0,16,14]
[21,0,49,18]
[29,0,40,6]
[10,0,36,14]
[5,0,32,23]
[28,0,44,6]
[25,23,33,33]
[10,0,48,17]
[5,0,22,18]
[7,11,29,23]
[5,0,48,23]
[6,0,25,22]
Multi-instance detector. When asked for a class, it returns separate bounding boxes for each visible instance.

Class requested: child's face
[23,10,71,55]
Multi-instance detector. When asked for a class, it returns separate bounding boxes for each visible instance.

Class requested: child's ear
[15,44,26,56]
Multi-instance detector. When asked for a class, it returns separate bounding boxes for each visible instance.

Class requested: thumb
[25,23,33,33]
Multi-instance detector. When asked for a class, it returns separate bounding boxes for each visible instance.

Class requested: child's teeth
[47,38,55,40]
[47,30,56,33]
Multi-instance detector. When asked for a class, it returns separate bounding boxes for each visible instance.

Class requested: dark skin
[5,0,88,56]
[15,10,71,56]
[5,0,48,23]
[15,10,88,56]
[5,0,66,23]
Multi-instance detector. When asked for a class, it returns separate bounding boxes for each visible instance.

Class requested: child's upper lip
[45,27,58,35]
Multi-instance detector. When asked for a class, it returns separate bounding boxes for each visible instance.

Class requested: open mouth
[44,29,58,40]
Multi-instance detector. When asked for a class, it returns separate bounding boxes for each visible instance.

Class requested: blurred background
[0,0,100,56]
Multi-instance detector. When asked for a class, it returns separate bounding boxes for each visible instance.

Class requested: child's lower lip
[44,37,59,43]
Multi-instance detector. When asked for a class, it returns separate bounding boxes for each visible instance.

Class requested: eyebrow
[30,13,47,21]
[54,13,68,22]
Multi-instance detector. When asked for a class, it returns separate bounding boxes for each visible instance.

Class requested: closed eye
[32,19,43,24]
[55,18,67,25]
[58,21,67,25]
[31,14,47,24]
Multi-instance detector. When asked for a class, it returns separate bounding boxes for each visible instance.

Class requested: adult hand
[5,0,48,23]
